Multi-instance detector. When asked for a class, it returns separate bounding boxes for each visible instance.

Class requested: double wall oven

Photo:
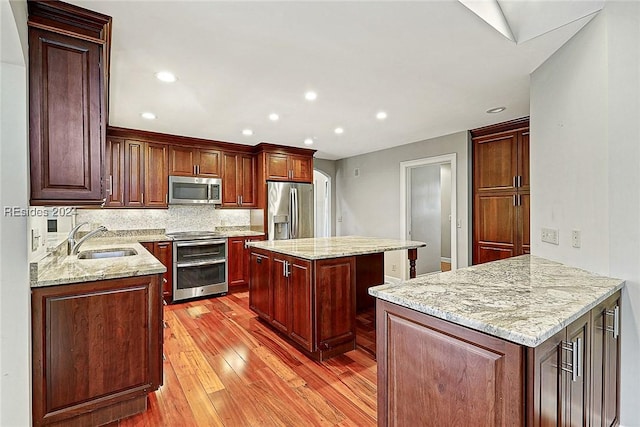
[166,231,227,302]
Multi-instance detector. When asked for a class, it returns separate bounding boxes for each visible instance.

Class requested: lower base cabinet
[228,235,265,289]
[249,248,356,360]
[31,275,163,426]
[376,290,621,427]
[141,241,173,303]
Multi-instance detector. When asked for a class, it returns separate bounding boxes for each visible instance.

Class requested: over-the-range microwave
[168,176,222,205]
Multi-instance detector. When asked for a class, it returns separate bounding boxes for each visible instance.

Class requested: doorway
[400,154,457,279]
[313,169,331,238]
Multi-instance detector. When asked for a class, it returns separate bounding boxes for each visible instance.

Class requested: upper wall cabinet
[169,146,221,178]
[264,152,313,183]
[28,0,112,205]
[221,152,256,208]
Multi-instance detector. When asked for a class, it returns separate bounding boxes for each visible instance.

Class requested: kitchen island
[247,236,425,360]
[369,255,624,426]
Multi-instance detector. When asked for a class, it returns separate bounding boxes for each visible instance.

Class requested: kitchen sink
[77,248,138,259]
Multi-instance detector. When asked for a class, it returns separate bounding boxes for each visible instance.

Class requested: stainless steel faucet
[68,222,89,253]
[69,224,107,255]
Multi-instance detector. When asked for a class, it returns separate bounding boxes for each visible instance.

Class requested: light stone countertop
[31,240,166,288]
[368,255,624,347]
[247,236,426,260]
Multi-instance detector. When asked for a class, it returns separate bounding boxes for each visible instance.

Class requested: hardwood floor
[117,291,377,426]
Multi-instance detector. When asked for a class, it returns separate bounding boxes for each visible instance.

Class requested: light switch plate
[541,227,559,245]
[572,230,581,248]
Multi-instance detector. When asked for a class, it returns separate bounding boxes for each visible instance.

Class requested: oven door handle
[175,239,226,247]
[176,259,226,268]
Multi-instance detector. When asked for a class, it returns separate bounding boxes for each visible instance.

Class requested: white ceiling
[70,0,596,160]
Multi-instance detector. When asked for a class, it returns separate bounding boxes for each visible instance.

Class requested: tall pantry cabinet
[472,118,530,265]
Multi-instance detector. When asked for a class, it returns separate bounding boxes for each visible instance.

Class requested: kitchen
[1,0,639,426]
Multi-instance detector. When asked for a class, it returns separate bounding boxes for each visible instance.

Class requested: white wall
[313,158,337,236]
[530,3,640,425]
[0,0,31,424]
[335,131,470,278]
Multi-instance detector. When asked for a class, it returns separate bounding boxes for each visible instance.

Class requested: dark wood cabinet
[529,312,591,426]
[105,135,169,208]
[591,292,621,427]
[31,275,163,426]
[124,139,145,207]
[169,146,221,178]
[249,248,357,360]
[221,152,257,207]
[144,143,169,207]
[472,118,530,264]
[228,235,265,288]
[28,1,112,205]
[265,152,313,182]
[249,250,271,320]
[376,289,621,426]
[376,299,524,426]
[141,241,173,303]
[105,137,125,207]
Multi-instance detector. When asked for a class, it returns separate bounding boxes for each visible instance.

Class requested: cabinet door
[221,153,239,206]
[198,149,221,177]
[266,153,289,180]
[124,140,145,207]
[315,257,356,352]
[249,251,271,320]
[520,193,531,254]
[145,143,168,207]
[29,29,104,204]
[271,256,289,333]
[474,194,516,263]
[239,155,257,206]
[564,313,590,427]
[288,258,313,351]
[169,146,196,176]
[289,154,313,183]
[531,329,563,426]
[105,137,125,207]
[155,241,173,302]
[519,131,530,190]
[473,133,518,193]
[31,275,162,425]
[377,300,524,426]
[227,237,245,287]
[591,292,620,427]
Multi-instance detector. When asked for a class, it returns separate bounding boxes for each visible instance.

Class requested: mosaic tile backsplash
[77,206,251,233]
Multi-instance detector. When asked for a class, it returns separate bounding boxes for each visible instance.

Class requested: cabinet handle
[240,195,243,206]
[193,165,197,175]
[561,339,581,382]
[282,260,287,277]
[141,193,144,204]
[513,195,517,206]
[513,176,517,188]
[197,165,200,175]
[121,190,124,203]
[166,193,168,204]
[109,174,113,195]
[518,176,523,187]
[605,305,620,338]
[518,194,521,206]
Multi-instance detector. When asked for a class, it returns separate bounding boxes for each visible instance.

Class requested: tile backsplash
[76,206,252,233]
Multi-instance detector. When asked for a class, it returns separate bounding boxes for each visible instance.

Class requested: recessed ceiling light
[242,129,254,136]
[376,111,388,120]
[486,106,506,114]
[334,127,344,134]
[303,138,314,146]
[269,113,280,121]
[305,91,317,101]
[155,71,177,83]
[141,112,156,120]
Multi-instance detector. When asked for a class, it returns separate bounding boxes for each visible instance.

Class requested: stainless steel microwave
[168,176,222,205]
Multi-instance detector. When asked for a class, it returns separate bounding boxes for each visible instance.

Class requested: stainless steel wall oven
[167,232,227,301]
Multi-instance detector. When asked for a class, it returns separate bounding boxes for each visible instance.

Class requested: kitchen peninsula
[247,236,426,360]
[369,255,624,426]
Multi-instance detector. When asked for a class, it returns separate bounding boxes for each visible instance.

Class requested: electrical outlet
[572,230,581,248]
[541,227,559,245]
[391,264,397,272]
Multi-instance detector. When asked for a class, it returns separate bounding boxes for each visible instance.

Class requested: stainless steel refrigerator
[267,181,314,240]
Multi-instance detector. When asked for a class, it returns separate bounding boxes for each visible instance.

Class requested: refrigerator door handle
[291,188,298,239]
[289,188,294,239]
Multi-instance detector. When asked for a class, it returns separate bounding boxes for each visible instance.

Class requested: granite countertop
[248,236,426,260]
[32,240,166,288]
[368,255,625,347]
